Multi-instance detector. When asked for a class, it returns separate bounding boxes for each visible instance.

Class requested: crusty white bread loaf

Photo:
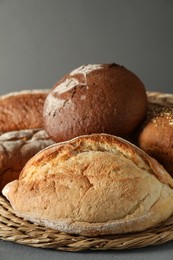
[0,90,48,132]
[0,129,55,191]
[3,134,173,236]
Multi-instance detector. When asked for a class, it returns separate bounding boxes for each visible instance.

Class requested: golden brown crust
[136,103,173,176]
[0,129,55,191]
[0,90,48,132]
[3,134,173,236]
[43,64,147,142]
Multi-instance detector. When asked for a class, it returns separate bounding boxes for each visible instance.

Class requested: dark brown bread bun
[0,90,48,133]
[136,103,173,176]
[43,64,147,142]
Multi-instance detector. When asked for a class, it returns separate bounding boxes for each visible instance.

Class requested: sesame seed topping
[146,103,173,126]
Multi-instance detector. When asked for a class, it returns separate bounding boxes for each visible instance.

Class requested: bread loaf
[43,64,147,142]
[136,103,173,176]
[0,90,48,132]
[0,129,55,191]
[3,134,173,236]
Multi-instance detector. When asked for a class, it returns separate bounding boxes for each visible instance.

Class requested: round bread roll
[3,134,173,236]
[43,64,147,142]
[0,129,55,191]
[136,103,173,175]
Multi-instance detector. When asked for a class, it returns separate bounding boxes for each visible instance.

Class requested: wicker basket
[0,91,173,252]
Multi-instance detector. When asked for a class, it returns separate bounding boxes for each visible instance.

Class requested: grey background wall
[0,0,173,95]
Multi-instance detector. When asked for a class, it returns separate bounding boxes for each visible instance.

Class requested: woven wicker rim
[0,91,173,252]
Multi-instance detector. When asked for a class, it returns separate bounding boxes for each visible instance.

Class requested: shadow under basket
[0,91,173,252]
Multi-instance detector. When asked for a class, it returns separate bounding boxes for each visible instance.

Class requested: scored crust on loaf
[70,64,103,78]
[3,134,173,236]
[0,128,55,191]
[0,89,48,132]
[43,63,147,142]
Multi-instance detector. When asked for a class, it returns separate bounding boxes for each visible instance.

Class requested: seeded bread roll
[0,129,55,191]
[0,90,48,132]
[136,103,173,175]
[43,64,147,142]
[3,134,173,236]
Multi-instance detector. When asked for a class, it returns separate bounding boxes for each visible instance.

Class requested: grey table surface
[0,239,173,260]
